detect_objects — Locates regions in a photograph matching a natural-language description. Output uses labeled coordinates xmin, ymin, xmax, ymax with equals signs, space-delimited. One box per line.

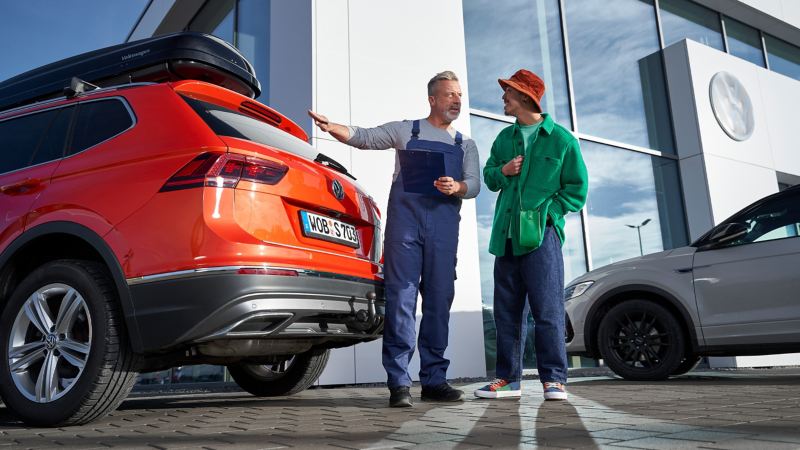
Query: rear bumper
xmin=127 ymin=267 xmax=385 ymax=353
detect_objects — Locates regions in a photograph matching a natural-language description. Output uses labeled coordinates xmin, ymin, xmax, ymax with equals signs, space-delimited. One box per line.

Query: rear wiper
xmin=314 ymin=153 xmax=356 ymax=180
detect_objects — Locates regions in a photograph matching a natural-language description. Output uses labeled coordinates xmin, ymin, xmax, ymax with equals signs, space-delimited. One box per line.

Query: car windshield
xmin=182 ymin=95 xmax=318 ymax=161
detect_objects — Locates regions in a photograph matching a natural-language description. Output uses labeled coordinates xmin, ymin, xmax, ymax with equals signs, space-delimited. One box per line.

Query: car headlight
xmin=564 ymin=281 xmax=594 ymax=301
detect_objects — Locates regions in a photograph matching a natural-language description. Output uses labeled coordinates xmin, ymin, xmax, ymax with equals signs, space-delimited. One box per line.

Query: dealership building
xmin=123 ymin=0 xmax=800 ymax=385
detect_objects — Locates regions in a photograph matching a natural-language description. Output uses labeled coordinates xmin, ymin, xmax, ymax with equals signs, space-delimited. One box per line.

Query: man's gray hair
xmin=427 ymin=71 xmax=459 ymax=96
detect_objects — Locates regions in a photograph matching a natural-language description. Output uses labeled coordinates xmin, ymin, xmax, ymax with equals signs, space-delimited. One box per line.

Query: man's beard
xmin=444 ymin=108 xmax=460 ymax=122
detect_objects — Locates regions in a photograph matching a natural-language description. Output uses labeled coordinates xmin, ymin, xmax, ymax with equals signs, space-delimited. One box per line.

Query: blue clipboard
xmin=398 ymin=150 xmax=446 ymax=195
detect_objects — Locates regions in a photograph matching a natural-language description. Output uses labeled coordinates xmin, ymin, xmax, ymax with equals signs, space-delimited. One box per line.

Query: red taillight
xmin=160 ymin=153 xmax=288 ymax=192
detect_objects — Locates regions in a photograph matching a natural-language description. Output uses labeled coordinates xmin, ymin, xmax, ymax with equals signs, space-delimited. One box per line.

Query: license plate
xmin=300 ymin=210 xmax=360 ymax=248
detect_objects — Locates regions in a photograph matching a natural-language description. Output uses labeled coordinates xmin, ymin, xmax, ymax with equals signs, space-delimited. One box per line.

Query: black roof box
xmin=0 ymin=32 xmax=261 ymax=112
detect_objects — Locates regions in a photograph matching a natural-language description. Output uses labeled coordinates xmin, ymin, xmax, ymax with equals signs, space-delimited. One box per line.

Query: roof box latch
xmin=63 ymin=77 xmax=100 ymax=98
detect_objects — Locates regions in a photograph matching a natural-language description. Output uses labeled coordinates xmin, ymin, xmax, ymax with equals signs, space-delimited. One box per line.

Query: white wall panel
xmin=686 ymin=41 xmax=775 ymax=170
xmin=313 ymin=0 xmax=486 ymax=384
xmin=735 ymin=353 xmax=800 ymax=367
xmin=317 ymin=347 xmax=355 ymax=385
xmin=739 ymin=0 xmax=800 ymax=29
xmin=312 ymin=0 xmax=351 ymax=130
xmin=703 ymin=154 xmax=778 ymax=221
xmin=757 ymin=69 xmax=800 ymax=176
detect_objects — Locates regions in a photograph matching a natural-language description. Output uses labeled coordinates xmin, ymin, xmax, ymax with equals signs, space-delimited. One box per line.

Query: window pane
xmin=582 ymin=140 xmax=687 ymax=269
xmin=181 ymin=96 xmax=317 ymax=161
xmin=729 ymin=190 xmax=800 ymax=245
xmin=565 ymin=0 xmax=674 ymax=152
xmin=470 ymin=115 xmax=513 ymax=373
xmin=188 ymin=0 xmax=235 ymax=44
xmin=70 ymin=100 xmax=133 ymax=155
xmin=724 ymin=17 xmax=765 ymax=67
xmin=31 ymin=106 xmax=73 ymax=166
xmin=765 ymin=35 xmax=800 ymax=81
xmin=464 ymin=0 xmax=571 ymax=128
xmin=470 ymin=114 xmax=588 ymax=372
xmin=0 ymin=109 xmax=59 ymax=174
xmin=660 ymin=0 xmax=724 ymax=50
xmin=237 ymin=0 xmax=270 ymax=103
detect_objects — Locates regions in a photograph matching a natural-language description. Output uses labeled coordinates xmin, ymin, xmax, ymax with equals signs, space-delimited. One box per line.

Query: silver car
xmin=565 ymin=185 xmax=800 ymax=380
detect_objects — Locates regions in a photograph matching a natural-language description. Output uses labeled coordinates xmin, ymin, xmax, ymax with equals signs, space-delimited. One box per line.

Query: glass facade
xmin=463 ymin=0 xmax=570 ymax=127
xmin=237 ymin=0 xmax=271 ymax=102
xmin=581 ymin=140 xmax=686 ymax=267
xmin=188 ymin=0 xmax=271 ymax=102
xmin=565 ymin=0 xmax=674 ymax=152
xmin=765 ymin=34 xmax=800 ymax=81
xmin=659 ymin=0 xmax=724 ymax=50
xmin=725 ymin=17 xmax=766 ymax=67
xmin=464 ymin=0 xmax=701 ymax=372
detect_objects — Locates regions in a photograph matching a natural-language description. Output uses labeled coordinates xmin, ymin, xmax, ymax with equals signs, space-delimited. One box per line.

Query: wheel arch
xmin=582 ymin=284 xmax=699 ymax=359
xmin=0 ymin=221 xmax=143 ymax=352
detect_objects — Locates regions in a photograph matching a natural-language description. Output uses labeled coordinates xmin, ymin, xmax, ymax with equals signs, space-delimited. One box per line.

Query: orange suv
xmin=0 ymin=32 xmax=384 ymax=426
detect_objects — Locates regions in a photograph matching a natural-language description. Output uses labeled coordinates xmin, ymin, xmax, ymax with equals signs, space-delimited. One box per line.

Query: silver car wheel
xmin=7 ymin=283 xmax=92 ymax=403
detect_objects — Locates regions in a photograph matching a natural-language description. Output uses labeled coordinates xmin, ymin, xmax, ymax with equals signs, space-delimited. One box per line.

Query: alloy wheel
xmin=7 ymin=283 xmax=92 ymax=403
xmin=606 ymin=311 xmax=671 ymax=369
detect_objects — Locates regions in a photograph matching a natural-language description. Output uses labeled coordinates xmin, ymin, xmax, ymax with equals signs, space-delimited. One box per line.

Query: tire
xmin=0 ymin=260 xmax=140 ymax=426
xmin=228 ymin=349 xmax=330 ymax=397
xmin=671 ymin=355 xmax=702 ymax=376
xmin=597 ymin=300 xmax=685 ymax=381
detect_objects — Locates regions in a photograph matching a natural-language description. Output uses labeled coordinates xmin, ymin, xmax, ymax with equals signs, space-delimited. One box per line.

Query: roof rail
xmin=0 ymin=82 xmax=156 ymax=118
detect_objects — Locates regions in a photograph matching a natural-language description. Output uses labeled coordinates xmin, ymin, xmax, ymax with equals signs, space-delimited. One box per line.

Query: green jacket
xmin=483 ymin=113 xmax=588 ymax=256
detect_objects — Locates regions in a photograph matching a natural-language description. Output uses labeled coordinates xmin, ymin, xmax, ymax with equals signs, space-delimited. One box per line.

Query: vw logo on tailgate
xmin=331 ymin=179 xmax=345 ymax=200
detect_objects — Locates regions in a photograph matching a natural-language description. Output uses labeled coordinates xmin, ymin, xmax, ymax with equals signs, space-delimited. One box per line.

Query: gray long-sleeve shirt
xmin=346 ymin=119 xmax=481 ymax=199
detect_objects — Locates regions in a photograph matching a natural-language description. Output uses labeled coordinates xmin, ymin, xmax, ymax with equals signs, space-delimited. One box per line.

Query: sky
xmin=0 ymin=0 xmax=149 ymax=82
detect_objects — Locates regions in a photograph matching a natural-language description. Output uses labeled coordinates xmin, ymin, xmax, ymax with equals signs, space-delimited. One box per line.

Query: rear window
xmin=69 ymin=99 xmax=134 ymax=155
xmin=182 ymin=96 xmax=318 ymax=161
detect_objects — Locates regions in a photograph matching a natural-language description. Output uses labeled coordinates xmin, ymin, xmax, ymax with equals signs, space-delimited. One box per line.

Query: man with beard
xmin=308 ymin=71 xmax=480 ymax=408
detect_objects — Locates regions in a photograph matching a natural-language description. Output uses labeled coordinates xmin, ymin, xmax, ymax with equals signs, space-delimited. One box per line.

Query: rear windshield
xmin=182 ymin=95 xmax=317 ymax=161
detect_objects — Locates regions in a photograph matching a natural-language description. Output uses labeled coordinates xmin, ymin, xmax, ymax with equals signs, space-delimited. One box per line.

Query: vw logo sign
xmin=331 ymin=179 xmax=345 ymax=200
xmin=709 ymin=71 xmax=754 ymax=141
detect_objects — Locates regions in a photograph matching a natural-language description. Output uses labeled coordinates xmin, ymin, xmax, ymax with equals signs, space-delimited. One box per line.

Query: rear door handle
xmin=0 ymin=178 xmax=43 ymax=195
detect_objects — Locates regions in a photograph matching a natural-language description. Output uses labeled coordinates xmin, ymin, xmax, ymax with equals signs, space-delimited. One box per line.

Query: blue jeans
xmin=493 ymin=226 xmax=567 ymax=384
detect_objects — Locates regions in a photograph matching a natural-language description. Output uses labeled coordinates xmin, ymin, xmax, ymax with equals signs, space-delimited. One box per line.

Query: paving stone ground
xmin=2 ymin=369 xmax=800 ymax=449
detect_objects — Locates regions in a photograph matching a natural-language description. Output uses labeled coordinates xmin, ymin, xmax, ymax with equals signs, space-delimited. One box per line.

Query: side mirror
xmin=699 ymin=222 xmax=748 ymax=250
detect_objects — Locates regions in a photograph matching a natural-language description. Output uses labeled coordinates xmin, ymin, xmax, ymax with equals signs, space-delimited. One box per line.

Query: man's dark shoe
xmin=389 ymin=386 xmax=413 ymax=408
xmin=421 ymin=383 xmax=465 ymax=402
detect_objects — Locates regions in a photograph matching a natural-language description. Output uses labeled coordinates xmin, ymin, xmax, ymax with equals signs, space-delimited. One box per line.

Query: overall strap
xmin=411 ymin=120 xmax=420 ymax=140
xmin=455 ymin=131 xmax=463 ymax=148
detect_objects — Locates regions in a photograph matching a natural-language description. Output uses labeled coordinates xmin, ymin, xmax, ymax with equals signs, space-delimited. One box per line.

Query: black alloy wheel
xmin=598 ymin=300 xmax=685 ymax=381
xmin=227 ymin=349 xmax=330 ymax=397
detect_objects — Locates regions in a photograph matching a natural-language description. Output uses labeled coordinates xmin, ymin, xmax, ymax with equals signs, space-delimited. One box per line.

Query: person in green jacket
xmin=474 ymin=69 xmax=588 ymax=401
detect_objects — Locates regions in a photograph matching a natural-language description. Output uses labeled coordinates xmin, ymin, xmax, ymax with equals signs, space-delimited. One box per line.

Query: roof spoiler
xmin=0 ymin=32 xmax=261 ymax=112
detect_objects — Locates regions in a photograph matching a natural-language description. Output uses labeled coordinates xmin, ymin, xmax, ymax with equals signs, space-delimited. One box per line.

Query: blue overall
xmin=382 ymin=120 xmax=464 ymax=389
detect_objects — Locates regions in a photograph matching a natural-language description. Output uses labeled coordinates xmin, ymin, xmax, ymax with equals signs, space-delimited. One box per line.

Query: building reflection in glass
xmin=464 ymin=0 xmax=571 ymax=128
xmin=582 ymin=140 xmax=687 ymax=269
xmin=565 ymin=0 xmax=674 ymax=153
xmin=724 ymin=17 xmax=766 ymax=68
xmin=659 ymin=0 xmax=724 ymax=50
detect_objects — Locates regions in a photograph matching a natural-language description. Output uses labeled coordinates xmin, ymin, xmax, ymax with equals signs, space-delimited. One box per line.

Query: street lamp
xmin=626 ymin=218 xmax=651 ymax=256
